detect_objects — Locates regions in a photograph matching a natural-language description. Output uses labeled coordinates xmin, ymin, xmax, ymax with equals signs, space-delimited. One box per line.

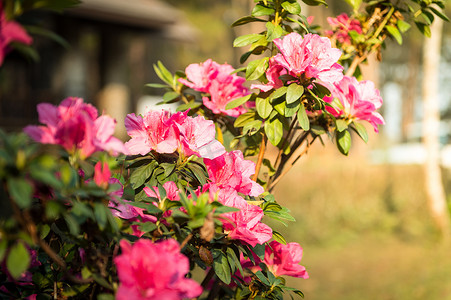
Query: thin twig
xmin=180 ymin=233 xmax=193 ymax=249
xmin=252 ymin=133 xmax=267 ymax=182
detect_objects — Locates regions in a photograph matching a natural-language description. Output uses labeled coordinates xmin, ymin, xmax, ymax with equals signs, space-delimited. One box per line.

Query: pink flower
xmin=325 ymin=13 xmax=362 ymax=45
xmin=323 ymin=75 xmax=385 ymax=132
xmin=250 ymin=58 xmax=287 ymax=92
xmin=125 ymin=109 xmax=225 ymax=159
xmin=203 ymin=70 xmax=249 ymax=117
xmin=272 ymin=33 xmax=343 ymax=84
xmin=94 ymin=161 xmax=111 ymax=189
xmin=114 ymin=239 xmax=202 ymax=300
xmin=24 ymin=97 xmax=126 ymax=159
xmin=170 ymin=111 xmax=225 ymax=159
xmin=178 ymin=59 xmax=221 ymax=92
xmin=124 ymin=110 xmax=178 ymax=155
xmin=143 ymin=181 xmax=180 ymax=201
xmin=179 ymin=59 xmax=250 ymax=117
xmin=263 ymin=241 xmax=308 ymax=278
xmin=215 ymin=188 xmax=272 ymax=247
xmin=0 ymin=4 xmax=33 ymax=66
xmin=204 ymin=150 xmax=264 ymax=197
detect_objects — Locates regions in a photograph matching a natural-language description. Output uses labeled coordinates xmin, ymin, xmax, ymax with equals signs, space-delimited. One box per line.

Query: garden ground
xmin=270 ymin=140 xmax=451 ymax=300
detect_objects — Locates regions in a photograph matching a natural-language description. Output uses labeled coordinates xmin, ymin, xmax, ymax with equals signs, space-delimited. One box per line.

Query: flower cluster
xmin=125 ymin=109 xmax=225 ymax=159
xmin=179 ymin=59 xmax=250 ymax=116
xmin=114 ymin=239 xmax=202 ymax=300
xmin=0 ymin=4 xmax=33 ymax=66
xmin=253 ymin=33 xmax=343 ymax=93
xmin=214 ymin=187 xmax=272 ymax=247
xmin=324 ymin=75 xmax=385 ymax=132
xmin=325 ymin=13 xmax=363 ymax=45
xmin=24 ymin=97 xmax=126 ymax=159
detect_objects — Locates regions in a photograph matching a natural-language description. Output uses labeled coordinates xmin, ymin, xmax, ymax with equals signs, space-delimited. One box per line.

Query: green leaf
xmin=94 ymin=203 xmax=108 ymax=230
xmin=246 ymin=57 xmax=269 ymax=81
xmin=344 ymin=0 xmax=362 ymax=11
xmin=266 ymin=22 xmax=284 ymax=41
xmin=24 ymin=25 xmax=70 ymax=48
xmin=397 ymin=20 xmax=411 ymax=33
xmin=7 ymin=177 xmax=32 ymax=208
xmin=6 ymin=242 xmax=30 ymax=279
xmin=429 ymin=6 xmax=450 ymax=21
xmin=232 ymin=16 xmax=266 ymax=27
xmin=225 ymin=248 xmax=238 ymax=275
xmin=176 ymin=101 xmax=202 ymax=111
xmin=153 ymin=61 xmax=173 ymax=86
xmin=336 ymin=119 xmax=348 ymax=132
xmin=234 ymin=112 xmax=256 ymax=128
xmin=273 ymin=98 xmax=286 ymax=116
xmin=285 ymin=100 xmax=300 ymax=117
xmin=286 ymin=83 xmax=304 ymax=104
xmin=272 ymin=230 xmax=287 ymax=244
xmin=97 ymin=294 xmax=115 ymax=300
xmin=145 ymin=83 xmax=168 ymax=88
xmin=271 ymin=86 xmax=288 ymax=100
xmin=162 ymin=91 xmax=179 ymax=103
xmin=32 ymin=0 xmax=80 ymax=12
xmin=255 ymin=270 xmax=271 ymax=286
xmin=9 ymin=43 xmax=39 ymax=62
xmin=234 ymin=34 xmax=264 ymax=47
xmin=225 ymin=93 xmax=253 ymax=110
xmin=138 ymin=222 xmax=157 ymax=233
xmin=281 ymin=1 xmax=301 ymax=14
xmin=213 ymin=251 xmax=232 ymax=284
xmin=252 ymin=5 xmax=275 ymax=17
xmin=415 ymin=22 xmax=431 ymax=37
xmin=385 ymin=25 xmax=402 ymax=44
xmin=264 ymin=117 xmax=284 ymax=146
xmin=337 ymin=129 xmax=352 ymax=155
xmin=130 ymin=161 xmax=156 ymax=189
xmin=243 ymin=120 xmax=262 ymax=135
xmin=351 ymin=122 xmax=368 ymax=143
xmin=297 ymin=103 xmax=310 ymax=131
xmin=301 ymin=0 xmax=328 ymax=6
xmin=256 ymin=97 xmax=273 ymax=119
xmin=0 ymin=239 xmax=8 ymax=262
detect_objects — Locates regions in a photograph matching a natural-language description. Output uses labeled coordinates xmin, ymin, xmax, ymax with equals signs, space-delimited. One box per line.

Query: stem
xmin=9 ymin=198 xmax=93 ymax=285
xmin=268 ymin=136 xmax=315 ymax=192
xmin=268 ymin=132 xmax=310 ymax=191
xmin=180 ymin=233 xmax=193 ymax=249
xmin=345 ymin=7 xmax=394 ymax=77
xmin=252 ymin=133 xmax=267 ymax=182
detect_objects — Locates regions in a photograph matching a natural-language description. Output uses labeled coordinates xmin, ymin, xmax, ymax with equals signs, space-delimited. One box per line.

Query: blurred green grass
xmin=268 ymin=144 xmax=451 ymax=300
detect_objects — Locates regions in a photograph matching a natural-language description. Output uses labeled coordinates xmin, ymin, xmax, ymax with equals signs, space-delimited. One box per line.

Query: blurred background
xmin=2 ymin=0 xmax=451 ymax=298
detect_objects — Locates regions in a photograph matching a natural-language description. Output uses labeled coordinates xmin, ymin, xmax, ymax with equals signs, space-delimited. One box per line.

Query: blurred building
xmin=0 ymin=0 xmax=196 ymax=137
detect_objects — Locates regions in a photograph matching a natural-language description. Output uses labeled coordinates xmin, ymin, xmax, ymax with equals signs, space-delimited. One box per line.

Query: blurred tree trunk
xmin=422 ymin=18 xmax=450 ymax=238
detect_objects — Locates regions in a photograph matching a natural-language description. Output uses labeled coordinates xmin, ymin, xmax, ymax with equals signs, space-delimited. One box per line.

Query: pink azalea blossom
xmin=143 ymin=181 xmax=180 ymax=201
xmin=323 ymin=75 xmax=385 ymax=132
xmin=215 ymin=187 xmax=272 ymax=247
xmin=204 ymin=150 xmax=264 ymax=197
xmin=272 ymin=33 xmax=343 ymax=84
xmin=24 ymin=97 xmax=126 ymax=159
xmin=0 ymin=4 xmax=33 ymax=66
xmin=325 ymin=13 xmax=362 ymax=45
xmin=125 ymin=109 xmax=225 ymax=159
xmin=178 ymin=59 xmax=221 ymax=92
xmin=170 ymin=111 xmax=225 ymax=159
xmin=203 ymin=71 xmax=249 ymax=117
xmin=263 ymin=241 xmax=308 ymax=278
xmin=250 ymin=58 xmax=287 ymax=92
xmin=94 ymin=161 xmax=111 ymax=189
xmin=179 ymin=59 xmax=249 ymax=117
xmin=124 ymin=110 xmax=178 ymax=155
xmin=114 ymin=239 xmax=202 ymax=300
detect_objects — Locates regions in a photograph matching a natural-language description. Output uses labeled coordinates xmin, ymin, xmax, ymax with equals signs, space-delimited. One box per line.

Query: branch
xmin=252 ymin=133 xmax=267 ymax=182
